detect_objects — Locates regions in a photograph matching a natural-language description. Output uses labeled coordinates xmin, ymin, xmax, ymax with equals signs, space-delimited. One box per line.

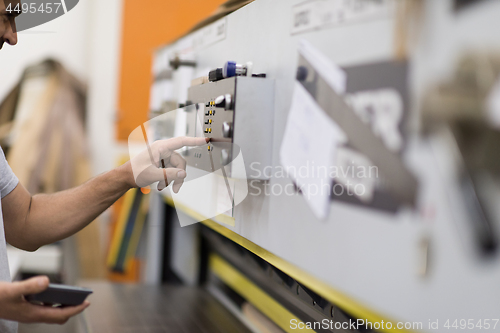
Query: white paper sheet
xmin=291 ymin=0 xmax=394 ymax=35
xmin=280 ymin=82 xmax=346 ymax=220
xmin=345 ymin=88 xmax=403 ymax=151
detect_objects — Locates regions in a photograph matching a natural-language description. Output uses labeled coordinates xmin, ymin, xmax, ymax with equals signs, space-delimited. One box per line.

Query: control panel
xmin=184 ymin=76 xmax=274 ymax=180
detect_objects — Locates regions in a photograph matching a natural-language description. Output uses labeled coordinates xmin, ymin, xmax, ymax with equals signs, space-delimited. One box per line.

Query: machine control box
xmin=185 ymin=76 xmax=275 ymax=180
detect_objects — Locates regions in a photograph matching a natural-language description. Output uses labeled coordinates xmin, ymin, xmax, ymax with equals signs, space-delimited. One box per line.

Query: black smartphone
xmin=25 ymin=283 xmax=93 ymax=307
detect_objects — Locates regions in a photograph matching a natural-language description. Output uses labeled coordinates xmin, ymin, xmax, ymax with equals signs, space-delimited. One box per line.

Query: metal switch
xmin=214 ymin=94 xmax=233 ymax=110
xmin=222 ymin=122 xmax=233 ymax=138
xmin=221 ymin=149 xmax=231 ymax=165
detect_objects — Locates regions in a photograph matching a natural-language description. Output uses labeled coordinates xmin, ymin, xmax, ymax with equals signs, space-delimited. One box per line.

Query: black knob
xmin=214 ymin=94 xmax=233 ymax=110
xmin=296 ymin=66 xmax=308 ymax=81
xmin=169 ymin=56 xmax=196 ymax=70
xmin=209 ymin=68 xmax=224 ymax=82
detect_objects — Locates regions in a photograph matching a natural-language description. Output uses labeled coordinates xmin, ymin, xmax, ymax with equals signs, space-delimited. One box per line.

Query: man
xmin=0 ymin=1 xmax=207 ymax=331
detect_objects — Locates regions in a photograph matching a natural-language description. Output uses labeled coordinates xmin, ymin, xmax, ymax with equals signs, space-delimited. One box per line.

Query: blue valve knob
xmin=223 ymin=61 xmax=237 ymax=78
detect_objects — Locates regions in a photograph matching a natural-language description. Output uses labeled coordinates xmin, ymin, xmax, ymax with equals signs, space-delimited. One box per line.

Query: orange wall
xmin=116 ymin=0 xmax=226 ymax=141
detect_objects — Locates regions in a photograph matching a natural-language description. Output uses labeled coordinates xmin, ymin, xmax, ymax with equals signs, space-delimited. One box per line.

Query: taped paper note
xmin=345 ymin=88 xmax=403 ymax=151
xmin=334 ymin=147 xmax=376 ymax=203
xmin=280 ymin=82 xmax=346 ymax=220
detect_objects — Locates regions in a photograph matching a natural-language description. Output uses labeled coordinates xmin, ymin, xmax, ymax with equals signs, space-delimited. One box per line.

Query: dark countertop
xmin=78 ymin=280 xmax=251 ymax=333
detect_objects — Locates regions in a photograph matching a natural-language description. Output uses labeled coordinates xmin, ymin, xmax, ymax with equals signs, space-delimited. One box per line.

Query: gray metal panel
xmin=233 ymin=77 xmax=275 ymax=179
xmin=188 ymin=77 xmax=236 ymax=103
xmin=187 ymin=77 xmax=275 ymax=179
xmin=298 ymin=55 xmax=418 ymax=206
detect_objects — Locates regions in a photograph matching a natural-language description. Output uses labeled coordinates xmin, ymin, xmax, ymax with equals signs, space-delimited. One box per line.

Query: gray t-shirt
xmin=0 ymin=146 xmax=20 ymax=333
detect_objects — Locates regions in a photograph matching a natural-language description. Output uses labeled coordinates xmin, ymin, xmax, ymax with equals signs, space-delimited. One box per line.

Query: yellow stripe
xmin=210 ymin=254 xmax=316 ymax=333
xmin=164 ymin=195 xmax=413 ymax=332
xmin=106 ymin=189 xmax=136 ymax=267
xmin=214 ymin=213 xmax=235 ymax=227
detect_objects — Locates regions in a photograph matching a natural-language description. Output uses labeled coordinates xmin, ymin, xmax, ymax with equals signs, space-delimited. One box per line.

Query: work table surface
xmin=76 ymin=281 xmax=250 ymax=333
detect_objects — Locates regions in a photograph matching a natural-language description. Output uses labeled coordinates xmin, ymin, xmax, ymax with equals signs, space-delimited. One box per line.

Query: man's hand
xmin=0 ymin=276 xmax=89 ymax=324
xmin=125 ymin=136 xmax=209 ymax=192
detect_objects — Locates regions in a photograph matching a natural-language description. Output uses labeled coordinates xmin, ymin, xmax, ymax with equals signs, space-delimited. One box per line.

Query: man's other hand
xmin=0 ymin=276 xmax=89 ymax=324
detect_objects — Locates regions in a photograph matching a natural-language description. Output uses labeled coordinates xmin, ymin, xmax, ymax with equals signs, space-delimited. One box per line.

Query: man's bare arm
xmin=2 ymin=163 xmax=134 ymax=251
xmin=1 ymin=136 xmax=207 ymax=251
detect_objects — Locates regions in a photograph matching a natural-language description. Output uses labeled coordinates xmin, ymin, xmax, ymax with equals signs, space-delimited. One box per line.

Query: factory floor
xmin=19 ymin=281 xmax=251 ymax=333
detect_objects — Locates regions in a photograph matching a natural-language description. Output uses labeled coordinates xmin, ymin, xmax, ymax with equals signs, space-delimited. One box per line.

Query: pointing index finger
xmin=165 ymin=137 xmax=208 ymax=151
